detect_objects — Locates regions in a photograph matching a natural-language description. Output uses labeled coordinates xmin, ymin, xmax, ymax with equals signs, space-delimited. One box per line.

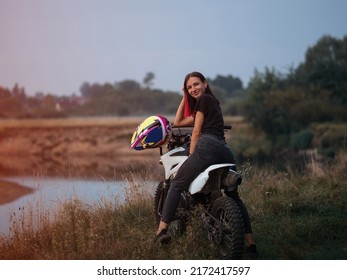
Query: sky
xmin=1 ymin=0 xmax=346 ymax=96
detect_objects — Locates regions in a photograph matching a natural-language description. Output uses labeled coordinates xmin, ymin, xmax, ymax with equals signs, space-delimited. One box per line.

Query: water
xmin=0 ymin=176 xmax=156 ymax=236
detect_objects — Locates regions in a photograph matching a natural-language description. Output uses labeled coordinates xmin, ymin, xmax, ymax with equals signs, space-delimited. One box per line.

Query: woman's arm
xmin=189 ymin=111 xmax=204 ymax=155
xmin=174 ymin=97 xmax=194 ymax=126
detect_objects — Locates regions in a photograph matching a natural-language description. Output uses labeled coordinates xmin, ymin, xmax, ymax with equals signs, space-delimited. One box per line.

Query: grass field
xmin=0 ymin=117 xmax=346 ymax=259
xmin=0 ymin=152 xmax=346 ymax=260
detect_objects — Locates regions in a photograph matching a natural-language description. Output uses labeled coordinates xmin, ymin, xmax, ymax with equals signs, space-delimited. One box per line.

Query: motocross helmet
xmin=131 ymin=115 xmax=172 ymax=150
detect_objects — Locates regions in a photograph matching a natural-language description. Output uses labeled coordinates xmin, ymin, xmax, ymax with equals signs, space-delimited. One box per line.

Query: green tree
xmin=208 ymin=74 xmax=244 ymax=98
xmin=243 ymin=68 xmax=282 ymax=131
xmin=0 ymin=97 xmax=25 ymax=118
xmin=116 ymin=80 xmax=141 ymax=92
xmin=143 ymin=72 xmax=155 ymax=89
xmin=295 ymin=35 xmax=347 ymax=104
xmin=0 ymin=86 xmax=11 ymax=99
xmin=243 ymin=35 xmax=347 ymax=153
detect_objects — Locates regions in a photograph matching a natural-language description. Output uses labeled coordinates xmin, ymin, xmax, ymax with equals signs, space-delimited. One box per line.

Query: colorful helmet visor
xmin=131 ymin=115 xmax=172 ymax=150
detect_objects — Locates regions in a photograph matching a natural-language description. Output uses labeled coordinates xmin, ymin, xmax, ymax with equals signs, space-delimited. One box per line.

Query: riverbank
xmin=0 ymin=117 xmax=163 ymax=204
xmin=0 ymin=117 xmax=160 ymax=179
xmin=0 ymin=116 xmax=238 ymax=204
xmin=0 ymin=180 xmax=34 ymax=205
xmin=1 ymin=152 xmax=346 ymax=259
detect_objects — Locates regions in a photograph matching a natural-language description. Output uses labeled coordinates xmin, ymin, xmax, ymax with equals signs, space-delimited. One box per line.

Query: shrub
xmin=290 ymin=129 xmax=313 ymax=151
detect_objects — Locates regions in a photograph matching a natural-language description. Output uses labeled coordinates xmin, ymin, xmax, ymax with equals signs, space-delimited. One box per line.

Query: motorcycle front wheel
xmin=210 ymin=196 xmax=244 ymax=260
xmin=154 ymin=181 xmax=166 ymax=224
xmin=154 ymin=181 xmax=186 ymax=237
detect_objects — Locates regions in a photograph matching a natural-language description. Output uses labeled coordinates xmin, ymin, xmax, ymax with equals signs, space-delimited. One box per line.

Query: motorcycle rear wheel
xmin=210 ymin=196 xmax=244 ymax=259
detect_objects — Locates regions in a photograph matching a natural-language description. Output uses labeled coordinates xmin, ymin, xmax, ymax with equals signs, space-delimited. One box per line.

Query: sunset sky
xmin=1 ymin=0 xmax=346 ymax=95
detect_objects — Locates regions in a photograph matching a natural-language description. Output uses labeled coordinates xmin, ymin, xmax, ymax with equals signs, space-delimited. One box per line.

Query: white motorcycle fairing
xmin=160 ymin=146 xmax=235 ymax=195
xmin=189 ymin=163 xmax=235 ymax=194
xmin=160 ymin=146 xmax=188 ymax=180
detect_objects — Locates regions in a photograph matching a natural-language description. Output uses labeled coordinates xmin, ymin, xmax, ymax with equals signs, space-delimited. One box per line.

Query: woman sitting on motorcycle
xmin=155 ymin=71 xmax=257 ymax=257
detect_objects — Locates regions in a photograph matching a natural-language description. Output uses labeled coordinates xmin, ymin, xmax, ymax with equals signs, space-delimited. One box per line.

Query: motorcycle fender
xmin=189 ymin=163 xmax=236 ymax=194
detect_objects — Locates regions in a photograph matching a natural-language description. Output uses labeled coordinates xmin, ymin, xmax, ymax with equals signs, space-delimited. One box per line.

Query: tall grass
xmin=240 ymin=152 xmax=347 ymax=259
xmin=0 ymin=154 xmax=346 ymax=260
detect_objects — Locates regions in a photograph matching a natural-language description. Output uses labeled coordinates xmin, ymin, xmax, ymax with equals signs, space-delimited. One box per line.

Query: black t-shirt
xmin=194 ymin=93 xmax=225 ymax=139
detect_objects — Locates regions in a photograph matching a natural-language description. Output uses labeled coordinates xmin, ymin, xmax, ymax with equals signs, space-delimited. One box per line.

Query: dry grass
xmin=0 ymin=117 xmax=346 ymax=259
xmin=239 ymin=151 xmax=347 ymax=259
xmin=0 ymin=152 xmax=346 ymax=259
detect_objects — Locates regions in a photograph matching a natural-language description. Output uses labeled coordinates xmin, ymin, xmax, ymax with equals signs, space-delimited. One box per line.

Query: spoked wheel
xmin=154 ymin=181 xmax=186 ymax=236
xmin=210 ymin=196 xmax=244 ymax=259
xmin=154 ymin=181 xmax=166 ymax=224
xmin=153 ymin=181 xmax=186 ymax=237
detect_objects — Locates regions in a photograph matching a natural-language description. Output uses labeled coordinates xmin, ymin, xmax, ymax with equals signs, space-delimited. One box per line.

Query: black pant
xmin=161 ymin=134 xmax=253 ymax=234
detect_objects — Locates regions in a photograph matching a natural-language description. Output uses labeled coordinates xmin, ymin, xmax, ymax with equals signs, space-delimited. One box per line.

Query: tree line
xmin=241 ymin=35 xmax=347 ymax=160
xmin=0 ymin=73 xmax=244 ymax=119
xmin=1 ymin=34 xmax=346 ymax=159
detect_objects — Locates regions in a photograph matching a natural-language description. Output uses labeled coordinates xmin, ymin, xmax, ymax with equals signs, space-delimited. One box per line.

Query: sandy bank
xmin=0 ymin=180 xmax=34 ymax=205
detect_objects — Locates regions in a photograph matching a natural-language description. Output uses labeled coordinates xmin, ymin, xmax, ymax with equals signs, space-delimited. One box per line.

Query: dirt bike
xmin=154 ymin=126 xmax=245 ymax=259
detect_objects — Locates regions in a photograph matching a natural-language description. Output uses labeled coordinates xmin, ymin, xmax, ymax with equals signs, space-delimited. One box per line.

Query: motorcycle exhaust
xmin=222 ymin=169 xmax=242 ymax=191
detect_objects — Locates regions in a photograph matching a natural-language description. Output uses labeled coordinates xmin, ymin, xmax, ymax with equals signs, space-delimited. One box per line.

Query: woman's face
xmin=186 ymin=77 xmax=207 ymax=99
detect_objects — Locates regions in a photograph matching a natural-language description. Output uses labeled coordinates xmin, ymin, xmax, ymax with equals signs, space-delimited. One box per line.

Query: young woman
xmin=155 ymin=71 xmax=257 ymax=257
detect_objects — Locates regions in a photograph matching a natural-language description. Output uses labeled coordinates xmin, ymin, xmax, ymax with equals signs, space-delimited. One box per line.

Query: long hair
xmin=182 ymin=71 xmax=215 ymax=118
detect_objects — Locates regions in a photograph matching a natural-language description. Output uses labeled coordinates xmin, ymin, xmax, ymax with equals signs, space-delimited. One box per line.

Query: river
xmin=0 ymin=176 xmax=157 ymax=236
xmin=0 ymin=117 xmax=162 ymax=237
